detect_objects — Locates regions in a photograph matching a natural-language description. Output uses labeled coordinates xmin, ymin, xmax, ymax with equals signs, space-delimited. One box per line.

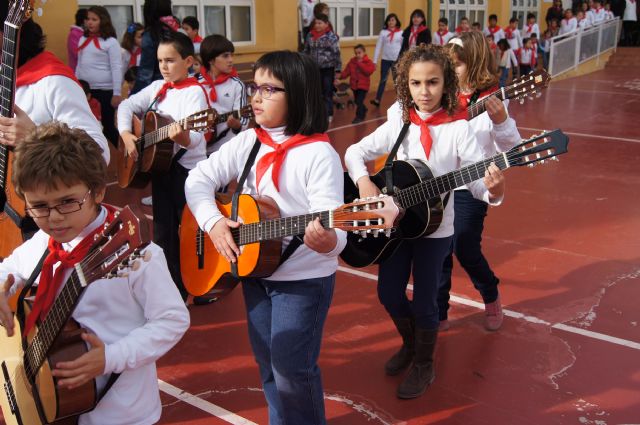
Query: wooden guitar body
xmin=341 ymin=159 xmax=444 ymax=268
xmin=180 ymin=193 xmax=281 ymax=296
xmin=0 ymin=151 xmax=26 ymax=260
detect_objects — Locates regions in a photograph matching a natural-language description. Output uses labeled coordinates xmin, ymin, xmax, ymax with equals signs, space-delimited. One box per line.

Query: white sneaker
xmin=328 ymin=115 xmax=333 ymax=123
xmin=141 ymin=196 xmax=153 ymax=206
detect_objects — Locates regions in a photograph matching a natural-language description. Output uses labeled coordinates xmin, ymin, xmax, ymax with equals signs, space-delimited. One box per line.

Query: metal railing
xmin=548 ymin=17 xmax=622 ymax=77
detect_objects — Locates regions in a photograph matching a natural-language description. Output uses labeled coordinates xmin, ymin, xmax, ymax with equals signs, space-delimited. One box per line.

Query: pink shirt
xmin=67 ymin=25 xmax=83 ymax=71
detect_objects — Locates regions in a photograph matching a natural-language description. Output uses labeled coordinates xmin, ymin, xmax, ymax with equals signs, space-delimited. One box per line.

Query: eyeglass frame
xmin=246 ymin=83 xmax=286 ymax=99
xmin=25 ymin=190 xmax=93 ymax=218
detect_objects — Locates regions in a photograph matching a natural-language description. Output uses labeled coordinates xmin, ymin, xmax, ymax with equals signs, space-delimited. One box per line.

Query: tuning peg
xmin=384 ymin=229 xmax=392 ymax=237
xmin=519 ymin=98 xmax=525 ymax=105
xmin=373 ymin=229 xmax=379 ymax=238
xmin=360 ymin=230 xmax=367 ymax=238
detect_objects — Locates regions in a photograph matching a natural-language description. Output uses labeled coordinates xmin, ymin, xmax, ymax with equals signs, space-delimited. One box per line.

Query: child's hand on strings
xmin=52 ymin=332 xmax=106 ymax=390
xmin=209 ymin=218 xmax=241 ymax=263
xmin=484 ymin=162 xmax=505 ymax=201
xmin=168 ymin=122 xmax=191 ymax=147
xmin=0 ymin=274 xmax=16 ymax=337
xmin=304 ymin=218 xmax=338 ymax=254
xmin=120 ymin=131 xmax=139 ymax=161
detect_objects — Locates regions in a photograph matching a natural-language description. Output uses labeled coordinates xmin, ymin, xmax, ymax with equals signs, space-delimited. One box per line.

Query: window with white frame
xmin=325 ymin=0 xmax=387 ymax=39
xmin=511 ymin=0 xmax=539 ymax=30
xmin=78 ymin=1 xmax=255 ymax=44
xmin=439 ymin=0 xmax=487 ymax=31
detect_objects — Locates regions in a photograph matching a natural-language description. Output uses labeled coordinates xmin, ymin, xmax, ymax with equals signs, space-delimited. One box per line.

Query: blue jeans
xmin=374 ymin=59 xmax=395 ymax=102
xmin=241 ymin=274 xmax=335 ymax=425
xmin=438 ymin=190 xmax=499 ymax=320
xmin=378 ymin=237 xmax=453 ymax=329
xmin=499 ymin=66 xmax=509 ymax=87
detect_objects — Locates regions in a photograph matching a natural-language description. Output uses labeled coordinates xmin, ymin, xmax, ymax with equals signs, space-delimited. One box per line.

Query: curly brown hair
xmin=395 ymin=44 xmax=459 ymax=123
xmin=446 ymin=32 xmax=498 ymax=92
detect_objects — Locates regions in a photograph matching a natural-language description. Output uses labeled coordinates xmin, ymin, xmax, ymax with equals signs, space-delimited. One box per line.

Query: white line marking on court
xmin=158 ymin=380 xmax=258 ymax=425
xmin=517 ymin=126 xmax=640 ymax=144
xmin=336 ymin=266 xmax=640 ymax=351
xmin=106 ymin=180 xmax=119 ymax=187
xmin=328 ymin=116 xmax=386 ymax=132
xmin=550 ymin=86 xmax=640 ymax=97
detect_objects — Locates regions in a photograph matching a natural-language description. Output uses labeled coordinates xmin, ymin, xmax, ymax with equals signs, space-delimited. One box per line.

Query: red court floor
xmin=2 ymin=48 xmax=640 ymax=424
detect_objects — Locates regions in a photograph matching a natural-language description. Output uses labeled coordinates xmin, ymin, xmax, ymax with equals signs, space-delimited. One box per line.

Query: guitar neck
xmin=232 ymin=210 xmax=331 ymax=246
xmin=140 ymin=116 xmax=189 ymax=150
xmin=216 ymin=109 xmax=240 ymax=124
xmin=0 ymin=22 xmax=21 ymax=192
xmin=395 ymin=152 xmax=509 ymax=210
xmin=24 ymin=271 xmax=86 ymax=382
xmin=467 ymin=88 xmax=505 ymax=120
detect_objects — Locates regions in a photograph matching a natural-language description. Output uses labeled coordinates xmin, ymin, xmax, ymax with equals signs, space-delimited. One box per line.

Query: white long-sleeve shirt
xmin=117 ymin=79 xmax=208 ymax=169
xmin=346 ymin=104 xmax=501 ymax=238
xmin=432 ymin=30 xmax=456 ymax=46
xmin=624 ymin=0 xmax=637 ymax=21
xmin=185 ymin=126 xmax=347 ymax=281
xmin=76 ymin=36 xmax=123 ymax=95
xmin=0 ymin=207 xmax=190 ymax=425
xmin=300 ymin=0 xmax=316 ymax=27
xmin=198 ymin=75 xmax=250 ymax=155
xmin=505 ymin=28 xmax=523 ymax=50
xmin=484 ymin=26 xmax=506 ymax=42
xmin=373 ymin=28 xmax=404 ymax=63
xmin=16 ymin=75 xmax=110 ymax=164
xmin=560 ymin=17 xmax=578 ymax=35
xmin=587 ymin=7 xmax=607 ymax=25
xmin=523 ymin=22 xmax=540 ymax=39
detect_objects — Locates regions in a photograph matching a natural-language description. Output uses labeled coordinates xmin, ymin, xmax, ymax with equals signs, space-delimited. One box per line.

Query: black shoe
xmin=370 ymin=99 xmax=380 ymax=107
xmin=385 ymin=317 xmax=415 ymax=376
xmin=396 ymin=328 xmax=437 ymax=399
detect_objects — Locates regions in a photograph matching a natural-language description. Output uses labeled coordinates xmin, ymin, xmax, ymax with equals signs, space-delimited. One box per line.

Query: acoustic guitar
xmin=180 ymin=194 xmax=400 ymax=297
xmin=209 ymin=105 xmax=253 ymax=137
xmin=0 ymin=0 xmax=36 ymax=262
xmin=116 ymin=108 xmax=216 ymax=188
xmin=0 ymin=205 xmax=152 ymax=425
xmin=341 ymin=129 xmax=570 ymax=267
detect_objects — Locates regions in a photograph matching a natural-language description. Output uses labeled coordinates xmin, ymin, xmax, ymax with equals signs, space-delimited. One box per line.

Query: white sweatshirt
xmin=0 ymin=207 xmax=190 ymax=425
xmin=76 ymin=36 xmax=123 ymax=95
xmin=523 ymin=22 xmax=540 ymax=38
xmin=505 ymin=28 xmax=523 ymax=50
xmin=185 ymin=126 xmax=347 ymax=281
xmin=300 ymin=0 xmax=316 ymax=27
xmin=346 ymin=103 xmax=501 ymax=238
xmin=432 ymin=30 xmax=456 ymax=46
xmin=560 ymin=17 xmax=578 ymax=35
xmin=587 ymin=7 xmax=607 ymax=25
xmin=373 ymin=28 xmax=404 ymax=62
xmin=483 ymin=27 xmax=506 ymax=42
xmin=624 ymin=0 xmax=637 ymax=21
xmin=117 ymin=79 xmax=208 ymax=170
xmin=16 ymin=75 xmax=110 ymax=164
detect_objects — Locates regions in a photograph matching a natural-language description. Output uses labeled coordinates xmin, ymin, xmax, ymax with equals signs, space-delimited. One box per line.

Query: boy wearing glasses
xmin=0 ymin=122 xmax=189 ymax=424
xmin=118 ymin=31 xmax=208 ymax=301
xmin=198 ymin=34 xmax=249 ymax=156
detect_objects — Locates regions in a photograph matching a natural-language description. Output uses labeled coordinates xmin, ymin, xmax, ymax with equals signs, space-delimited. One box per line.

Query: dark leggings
xmin=90 ymin=89 xmax=119 ymax=147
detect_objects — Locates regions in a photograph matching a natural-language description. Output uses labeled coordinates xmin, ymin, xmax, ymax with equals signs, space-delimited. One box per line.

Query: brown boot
xmin=396 ymin=327 xmax=437 ymax=399
xmin=384 ymin=316 xmax=415 ymax=376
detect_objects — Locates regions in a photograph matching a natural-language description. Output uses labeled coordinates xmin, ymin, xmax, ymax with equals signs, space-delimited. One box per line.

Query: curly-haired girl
xmin=344 ymin=44 xmax=505 ymax=399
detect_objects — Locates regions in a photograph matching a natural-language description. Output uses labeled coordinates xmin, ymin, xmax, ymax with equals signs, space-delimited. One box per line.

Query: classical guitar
xmin=209 ymin=104 xmax=253 ymax=136
xmin=180 ymin=194 xmax=400 ymax=297
xmin=0 ymin=205 xmax=152 ymax=425
xmin=0 ymin=0 xmax=36 ymax=262
xmin=341 ymin=129 xmax=570 ymax=267
xmin=116 ymin=108 xmax=216 ymax=188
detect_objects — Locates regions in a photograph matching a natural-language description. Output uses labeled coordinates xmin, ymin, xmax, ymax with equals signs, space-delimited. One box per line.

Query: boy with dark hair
xmin=0 ymin=122 xmax=189 ymax=424
xmin=483 ymin=14 xmax=505 ymax=41
xmin=181 ymin=15 xmax=203 ymax=53
xmin=339 ymin=44 xmax=375 ymax=124
xmin=505 ymin=17 xmax=523 ymax=50
xmin=118 ymin=30 xmax=209 ymax=301
xmin=199 ymin=34 xmax=249 ymax=155
xmin=433 ymin=17 xmax=455 ymax=44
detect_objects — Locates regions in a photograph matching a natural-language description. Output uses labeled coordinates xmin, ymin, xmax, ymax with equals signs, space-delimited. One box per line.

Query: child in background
xmin=505 ymin=17 xmax=523 ymax=50
xmin=118 ymin=31 xmax=208 ymax=301
xmin=587 ymin=0 xmax=607 ymax=24
xmin=560 ymin=9 xmax=578 ymax=35
xmin=185 ymin=50 xmax=346 ymax=425
xmin=604 ymin=2 xmax=615 ymax=20
xmin=518 ymin=37 xmax=537 ymax=75
xmin=182 ymin=16 xmax=203 ymax=53
xmin=371 ymin=13 xmax=403 ymax=107
xmin=79 ymin=79 xmax=102 ymax=122
xmin=67 ymin=8 xmax=87 ymax=72
xmin=497 ymin=38 xmax=517 ymax=86
xmin=523 ymin=13 xmax=540 ymax=39
xmin=399 ymin=9 xmax=431 ymax=57
xmin=483 ymin=14 xmax=505 ymax=42
xmin=75 ymin=6 xmax=123 ymax=148
xmin=121 ymin=22 xmax=143 ymax=76
xmin=456 ymin=16 xmax=471 ymax=34
xmin=472 ymin=22 xmax=482 ymax=31
xmin=433 ymin=17 xmax=455 ymax=45
xmin=486 ymin=33 xmax=498 ymax=62
xmin=192 ymin=53 xmax=203 ymax=76
xmin=577 ymin=10 xmax=590 ymax=29
xmin=339 ymin=44 xmax=375 ymax=124
xmin=0 ymin=122 xmax=189 ymax=425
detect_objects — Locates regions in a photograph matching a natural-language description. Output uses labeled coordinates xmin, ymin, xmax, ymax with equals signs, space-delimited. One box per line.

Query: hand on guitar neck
xmin=0 ymin=105 xmax=36 ymax=147
xmin=0 ymin=274 xmax=17 ymax=337
xmin=483 ymin=95 xmax=508 ymax=125
xmin=121 ymin=121 xmax=192 ymax=162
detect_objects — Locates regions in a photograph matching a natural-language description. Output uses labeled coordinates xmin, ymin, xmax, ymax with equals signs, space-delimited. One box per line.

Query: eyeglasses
xmin=246 ymin=83 xmax=285 ymax=99
xmin=25 ymin=190 xmax=93 ymax=218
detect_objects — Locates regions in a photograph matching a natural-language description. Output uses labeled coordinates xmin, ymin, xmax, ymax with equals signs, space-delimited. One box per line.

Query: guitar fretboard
xmin=467 ymin=88 xmax=506 ymax=120
xmin=140 ymin=116 xmax=189 ymax=150
xmin=231 ymin=211 xmax=331 ymax=246
xmin=0 ymin=23 xmax=20 ymax=193
xmin=395 ymin=153 xmax=509 ymax=209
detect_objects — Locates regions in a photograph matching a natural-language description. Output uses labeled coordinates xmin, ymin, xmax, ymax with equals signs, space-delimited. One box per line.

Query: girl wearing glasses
xmin=186 ymin=50 xmax=345 ymax=425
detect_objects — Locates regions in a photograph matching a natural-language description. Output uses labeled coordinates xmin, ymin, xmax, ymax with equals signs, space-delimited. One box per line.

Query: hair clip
xmin=127 ymin=23 xmax=137 ymax=34
xmin=448 ymin=37 xmax=464 ymax=48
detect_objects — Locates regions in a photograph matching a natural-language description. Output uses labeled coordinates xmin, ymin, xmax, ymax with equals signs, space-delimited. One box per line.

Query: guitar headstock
xmin=506 ymin=129 xmax=569 ymax=168
xmin=5 ymin=0 xmax=34 ymax=25
xmin=332 ymin=195 xmax=402 ymax=238
xmin=186 ymin=108 xmax=218 ymax=133
xmin=505 ymin=69 xmax=551 ymax=104
xmin=78 ymin=205 xmax=152 ymax=284
xmin=237 ymin=104 xmax=254 ymax=120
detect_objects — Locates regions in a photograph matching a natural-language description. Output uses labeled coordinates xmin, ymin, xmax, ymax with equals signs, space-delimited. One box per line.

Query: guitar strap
xmin=383 ymin=122 xmax=451 ymax=208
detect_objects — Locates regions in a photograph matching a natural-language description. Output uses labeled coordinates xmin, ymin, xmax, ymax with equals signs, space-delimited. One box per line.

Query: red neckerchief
xmin=129 ymin=47 xmax=141 ymax=67
xmin=526 ymin=23 xmax=535 ymax=33
xmin=436 ymin=29 xmax=449 ymax=45
xmin=488 ymin=25 xmax=502 ymax=35
xmin=457 ymin=86 xmax=498 ymax=109
xmin=193 ymin=34 xmax=203 ymax=43
xmin=409 ymin=108 xmax=466 ymax=159
xmin=310 ymin=27 xmax=330 ymax=40
xmin=77 ymin=35 xmax=101 ymax=53
xmin=200 ymin=68 xmax=238 ymax=102
xmin=387 ymin=27 xmax=401 ymax=42
xmin=160 ymin=15 xmax=180 ymax=31
xmin=23 ymin=205 xmax=117 ymax=337
xmin=409 ymin=25 xmax=427 ymax=46
xmin=505 ymin=27 xmax=515 ymax=39
xmin=154 ymin=77 xmax=201 ymax=103
xmin=254 ymin=128 xmax=330 ymax=192
xmin=594 ymin=6 xmax=603 ymax=13
xmin=17 ymin=51 xmax=80 ymax=88
xmin=455 ymin=26 xmax=469 ymax=33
